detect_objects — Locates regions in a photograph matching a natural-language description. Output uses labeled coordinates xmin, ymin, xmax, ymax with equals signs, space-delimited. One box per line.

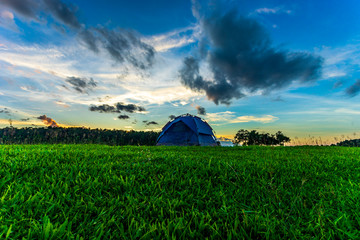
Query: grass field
xmin=1 ymin=145 xmax=360 ymax=239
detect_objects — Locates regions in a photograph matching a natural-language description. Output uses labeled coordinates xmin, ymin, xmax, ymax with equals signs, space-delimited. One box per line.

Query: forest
xmin=0 ymin=127 xmax=160 ymax=145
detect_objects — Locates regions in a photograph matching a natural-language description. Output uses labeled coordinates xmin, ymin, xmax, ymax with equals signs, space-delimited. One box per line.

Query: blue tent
xmin=156 ymin=114 xmax=218 ymax=146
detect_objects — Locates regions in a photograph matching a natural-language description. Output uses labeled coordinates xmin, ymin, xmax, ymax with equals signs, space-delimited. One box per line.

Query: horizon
xmin=1 ymin=0 xmax=360 ymax=145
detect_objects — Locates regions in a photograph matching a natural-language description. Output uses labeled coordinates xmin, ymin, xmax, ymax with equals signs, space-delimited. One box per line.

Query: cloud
xmin=89 ymin=102 xmax=146 ymax=114
xmin=169 ymin=115 xmax=176 ymax=120
xmin=89 ymin=104 xmax=118 ymax=113
xmin=0 ymin=108 xmax=11 ymax=115
xmin=195 ymin=105 xmax=206 ymax=115
xmin=43 ymin=0 xmax=81 ymax=29
xmin=345 ymin=79 xmax=360 ymax=97
xmin=0 ymin=118 xmax=37 ymax=126
xmin=229 ymin=115 xmax=279 ymax=123
xmin=55 ymin=101 xmax=70 ymax=108
xmin=217 ymin=136 xmax=232 ymax=141
xmin=180 ymin=9 xmax=323 ymax=105
xmin=205 ymin=111 xmax=235 ymax=122
xmin=143 ymin=26 xmax=198 ymax=52
xmin=1 ymin=0 xmax=80 ymax=29
xmin=145 ymin=121 xmax=158 ymax=126
xmin=206 ymin=111 xmax=278 ymax=124
xmin=37 ymin=114 xmax=59 ymax=127
xmin=253 ymin=7 xmax=292 ymax=15
xmin=20 ymin=118 xmax=30 ymax=121
xmin=314 ymin=44 xmax=360 ymax=79
xmin=115 ymin=102 xmax=146 ymax=113
xmin=0 ymin=0 xmax=39 ymax=19
xmin=79 ymin=27 xmax=156 ymax=70
xmin=65 ymin=76 xmax=97 ymax=94
xmin=118 ymin=114 xmax=130 ymax=120
xmin=79 ymin=28 xmax=99 ymax=53
xmin=333 ymin=80 xmax=343 ymax=89
xmin=1 ymin=0 xmax=155 ymax=70
xmin=0 ymin=10 xmax=19 ymax=32
xmin=255 ymin=8 xmax=279 ymax=14
xmin=272 ymin=96 xmax=285 ymax=102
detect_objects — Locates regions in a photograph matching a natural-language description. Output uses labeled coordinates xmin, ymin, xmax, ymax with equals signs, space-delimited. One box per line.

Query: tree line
xmin=0 ymin=127 xmax=160 ymax=146
xmin=0 ymin=127 xmax=291 ymax=146
xmin=233 ymin=129 xmax=290 ymax=146
xmin=333 ymin=139 xmax=360 ymax=147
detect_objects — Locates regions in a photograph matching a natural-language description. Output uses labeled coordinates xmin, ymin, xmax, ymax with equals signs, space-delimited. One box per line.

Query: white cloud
xmin=253 ymin=7 xmax=292 ymax=15
xmin=315 ymin=43 xmax=360 ymax=79
xmin=54 ymin=101 xmax=70 ymax=108
xmin=334 ymin=108 xmax=360 ymax=115
xmin=206 ymin=111 xmax=236 ymax=122
xmin=206 ymin=112 xmax=278 ymax=124
xmin=230 ymin=115 xmax=279 ymax=123
xmin=143 ymin=25 xmax=199 ymax=52
xmin=255 ymin=8 xmax=278 ymax=14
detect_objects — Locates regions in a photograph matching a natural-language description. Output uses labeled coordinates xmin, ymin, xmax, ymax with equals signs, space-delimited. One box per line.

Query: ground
xmin=1 ymin=145 xmax=360 ymax=239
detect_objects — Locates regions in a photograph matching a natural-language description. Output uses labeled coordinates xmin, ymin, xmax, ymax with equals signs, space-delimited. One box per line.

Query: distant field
xmin=1 ymin=145 xmax=360 ymax=239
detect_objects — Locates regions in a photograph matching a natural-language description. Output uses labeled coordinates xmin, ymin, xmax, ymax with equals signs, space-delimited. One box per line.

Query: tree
xmin=233 ymin=129 xmax=249 ymax=146
xmin=275 ymin=131 xmax=290 ymax=146
xmin=233 ymin=129 xmax=290 ymax=146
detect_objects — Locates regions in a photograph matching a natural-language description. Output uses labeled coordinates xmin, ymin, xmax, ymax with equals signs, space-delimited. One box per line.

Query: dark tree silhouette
xmin=334 ymin=139 xmax=360 ymax=147
xmin=233 ymin=129 xmax=290 ymax=146
xmin=0 ymin=127 xmax=160 ymax=146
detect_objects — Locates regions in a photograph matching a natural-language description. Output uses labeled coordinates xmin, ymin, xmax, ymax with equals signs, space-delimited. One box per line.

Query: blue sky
xmin=1 ymin=0 xmax=360 ymax=144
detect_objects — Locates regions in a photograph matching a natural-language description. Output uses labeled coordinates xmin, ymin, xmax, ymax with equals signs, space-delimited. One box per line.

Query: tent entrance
xmin=158 ymin=121 xmax=199 ymax=146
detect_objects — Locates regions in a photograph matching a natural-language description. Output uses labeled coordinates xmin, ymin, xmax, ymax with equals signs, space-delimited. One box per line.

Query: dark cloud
xmin=115 ymin=102 xmax=146 ymax=113
xmin=43 ymin=0 xmax=81 ymax=29
xmin=272 ymin=96 xmax=285 ymax=102
xmin=37 ymin=115 xmax=59 ymax=127
xmin=66 ymin=76 xmax=97 ymax=94
xmin=169 ymin=115 xmax=176 ymax=120
xmin=146 ymin=121 xmax=158 ymax=126
xmin=89 ymin=104 xmax=118 ymax=113
xmin=118 ymin=115 xmax=130 ymax=120
xmin=80 ymin=27 xmax=155 ymax=70
xmin=0 ymin=108 xmax=11 ymax=115
xmin=195 ymin=105 xmax=206 ymax=115
xmin=1 ymin=0 xmax=80 ymax=29
xmin=333 ymin=80 xmax=344 ymax=89
xmin=180 ymin=10 xmax=323 ymax=105
xmin=89 ymin=102 xmax=146 ymax=114
xmin=0 ymin=110 xmax=9 ymax=114
xmin=20 ymin=118 xmax=30 ymax=121
xmin=79 ymin=29 xmax=99 ymax=53
xmin=346 ymin=79 xmax=360 ymax=97
xmin=0 ymin=0 xmax=38 ymax=18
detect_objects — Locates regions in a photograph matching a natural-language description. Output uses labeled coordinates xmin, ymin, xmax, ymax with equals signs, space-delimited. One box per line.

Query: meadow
xmin=1 ymin=145 xmax=360 ymax=239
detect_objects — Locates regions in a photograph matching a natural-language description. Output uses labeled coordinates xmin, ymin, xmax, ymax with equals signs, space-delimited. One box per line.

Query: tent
xmin=156 ymin=114 xmax=218 ymax=146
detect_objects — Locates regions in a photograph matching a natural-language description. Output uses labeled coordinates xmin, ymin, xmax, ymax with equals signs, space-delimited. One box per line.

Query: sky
xmin=1 ymin=0 xmax=360 ymax=144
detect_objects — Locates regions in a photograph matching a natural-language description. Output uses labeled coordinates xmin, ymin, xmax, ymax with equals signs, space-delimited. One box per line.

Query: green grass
xmin=1 ymin=145 xmax=360 ymax=239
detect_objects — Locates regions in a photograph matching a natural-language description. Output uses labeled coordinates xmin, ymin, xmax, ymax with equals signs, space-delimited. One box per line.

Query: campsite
xmin=2 ymin=0 xmax=360 ymax=239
